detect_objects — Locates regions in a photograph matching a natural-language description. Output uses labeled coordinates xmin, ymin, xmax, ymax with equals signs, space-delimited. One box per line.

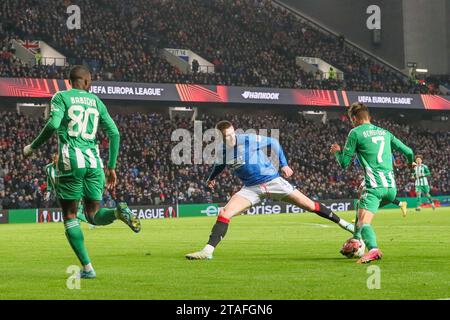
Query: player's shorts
xmin=55 ymin=167 xmax=105 ymax=201
xmin=359 ymin=187 xmax=397 ymax=214
xmin=415 ymin=185 xmax=430 ymax=195
xmin=236 ymin=177 xmax=295 ymax=206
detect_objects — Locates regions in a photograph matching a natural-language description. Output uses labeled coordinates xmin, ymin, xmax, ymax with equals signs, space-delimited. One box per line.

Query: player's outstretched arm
xmin=256 ymin=135 xmax=292 ymax=177
xmin=24 ymin=93 xmax=65 ymax=156
xmin=390 ymin=133 xmax=414 ymax=166
xmin=256 ymin=135 xmax=289 ymax=168
xmin=332 ymin=130 xmax=357 ymax=169
xmin=422 ymin=165 xmax=431 ymax=177
xmin=98 ymin=99 xmax=120 ymax=170
xmin=205 ymin=142 xmax=226 ymax=187
xmin=206 ymin=163 xmax=226 ymax=187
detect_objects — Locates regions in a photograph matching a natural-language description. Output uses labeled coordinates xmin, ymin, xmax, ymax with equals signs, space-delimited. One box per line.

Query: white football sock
xmin=203 ymin=244 xmax=215 ymax=255
xmin=338 ymin=219 xmax=350 ymax=228
xmin=83 ymin=263 xmax=93 ymax=272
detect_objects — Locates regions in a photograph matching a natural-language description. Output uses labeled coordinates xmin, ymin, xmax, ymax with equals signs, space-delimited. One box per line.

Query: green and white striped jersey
xmin=335 ymin=123 xmax=414 ymax=189
xmin=414 ymin=164 xmax=430 ymax=186
xmin=31 ymin=88 xmax=120 ymax=171
xmin=45 ymin=162 xmax=57 ymax=192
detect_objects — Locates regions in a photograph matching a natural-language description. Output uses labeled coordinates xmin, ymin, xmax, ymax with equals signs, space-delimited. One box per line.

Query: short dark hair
xmin=415 ymin=155 xmax=423 ymax=161
xmin=215 ymin=120 xmax=233 ymax=132
xmin=69 ymin=65 xmax=91 ymax=83
xmin=348 ymin=102 xmax=370 ymax=120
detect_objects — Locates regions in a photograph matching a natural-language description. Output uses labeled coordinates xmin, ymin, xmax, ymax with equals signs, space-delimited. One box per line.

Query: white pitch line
xmin=298 ymin=223 xmax=331 ymax=228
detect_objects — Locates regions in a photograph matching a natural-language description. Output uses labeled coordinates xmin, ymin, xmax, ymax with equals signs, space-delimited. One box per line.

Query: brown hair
xmin=415 ymin=155 xmax=423 ymax=161
xmin=348 ymin=102 xmax=370 ymax=121
xmin=215 ymin=120 xmax=233 ymax=132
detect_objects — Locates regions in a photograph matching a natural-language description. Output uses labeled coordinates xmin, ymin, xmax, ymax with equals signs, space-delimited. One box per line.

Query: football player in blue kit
xmin=186 ymin=120 xmax=354 ymax=260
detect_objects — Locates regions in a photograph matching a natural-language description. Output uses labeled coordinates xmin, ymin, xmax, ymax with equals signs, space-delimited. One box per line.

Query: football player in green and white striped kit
xmin=413 ymin=155 xmax=435 ymax=211
xmin=331 ymin=103 xmax=414 ymax=264
xmin=44 ymin=152 xmax=94 ymax=227
xmin=24 ymin=65 xmax=141 ymax=279
xmin=356 ymin=179 xmax=408 ymax=217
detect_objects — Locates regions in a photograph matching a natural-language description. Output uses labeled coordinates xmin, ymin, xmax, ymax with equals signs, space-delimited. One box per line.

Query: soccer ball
xmin=340 ymin=238 xmax=366 ymax=258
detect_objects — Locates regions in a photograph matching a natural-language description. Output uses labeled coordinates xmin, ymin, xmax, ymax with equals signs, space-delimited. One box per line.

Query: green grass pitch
xmin=0 ymin=208 xmax=449 ymax=300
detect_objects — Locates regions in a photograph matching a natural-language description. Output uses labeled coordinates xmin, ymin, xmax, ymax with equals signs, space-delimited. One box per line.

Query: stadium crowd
xmin=0 ymin=0 xmax=442 ymax=94
xmin=0 ymin=110 xmax=448 ymax=209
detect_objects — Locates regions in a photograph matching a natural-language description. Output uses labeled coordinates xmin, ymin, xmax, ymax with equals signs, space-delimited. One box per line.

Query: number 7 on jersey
xmin=371 ymin=136 xmax=385 ymax=163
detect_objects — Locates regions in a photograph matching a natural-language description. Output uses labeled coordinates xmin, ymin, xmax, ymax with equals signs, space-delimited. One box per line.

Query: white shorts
xmin=236 ymin=177 xmax=296 ymax=206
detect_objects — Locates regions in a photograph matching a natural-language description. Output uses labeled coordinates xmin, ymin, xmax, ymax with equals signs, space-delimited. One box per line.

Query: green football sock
xmin=354 ymin=224 xmax=362 ymax=240
xmin=92 ymin=208 xmax=117 ymax=226
xmin=76 ymin=212 xmax=89 ymax=223
xmin=426 ymin=194 xmax=433 ymax=204
xmin=416 ymin=194 xmax=422 ymax=207
xmin=353 ymin=203 xmax=361 ymax=239
xmin=76 ymin=203 xmax=88 ymax=223
xmin=361 ymin=224 xmax=378 ymax=250
xmin=64 ymin=219 xmax=91 ymax=266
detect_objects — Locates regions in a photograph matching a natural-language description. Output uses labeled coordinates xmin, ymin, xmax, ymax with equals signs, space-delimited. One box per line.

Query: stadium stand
xmin=0 ymin=0 xmax=443 ymax=94
xmin=0 ymin=110 xmax=448 ymax=209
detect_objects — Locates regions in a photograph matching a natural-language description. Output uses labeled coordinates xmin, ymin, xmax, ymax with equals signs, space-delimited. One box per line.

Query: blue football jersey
xmin=207 ymin=134 xmax=288 ymax=186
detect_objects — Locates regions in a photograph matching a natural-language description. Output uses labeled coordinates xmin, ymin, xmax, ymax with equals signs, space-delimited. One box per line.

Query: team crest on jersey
xmin=229 ymin=162 xmax=245 ymax=170
xmin=227 ymin=145 xmax=245 ymax=170
xmin=228 ymin=154 xmax=245 ymax=169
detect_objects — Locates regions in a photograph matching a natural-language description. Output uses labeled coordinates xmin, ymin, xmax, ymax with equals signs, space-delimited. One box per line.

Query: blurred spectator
xmin=192 ymin=59 xmax=199 ymax=73
xmin=35 ymin=48 xmax=42 ymax=66
xmin=0 ymin=0 xmax=444 ymax=93
xmin=328 ymin=67 xmax=335 ymax=80
xmin=0 ymin=110 xmax=448 ymax=209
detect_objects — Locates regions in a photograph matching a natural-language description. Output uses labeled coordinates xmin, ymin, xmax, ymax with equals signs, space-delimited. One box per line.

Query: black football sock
xmin=391 ymin=198 xmax=401 ymax=206
xmin=312 ymin=202 xmax=340 ymax=224
xmin=207 ymin=216 xmax=229 ymax=247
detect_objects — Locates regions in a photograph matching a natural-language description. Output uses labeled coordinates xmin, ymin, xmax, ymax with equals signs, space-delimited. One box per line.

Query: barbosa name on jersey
xmin=90 ymin=85 xmax=164 ymax=96
xmin=69 ymin=96 xmax=97 ymax=107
